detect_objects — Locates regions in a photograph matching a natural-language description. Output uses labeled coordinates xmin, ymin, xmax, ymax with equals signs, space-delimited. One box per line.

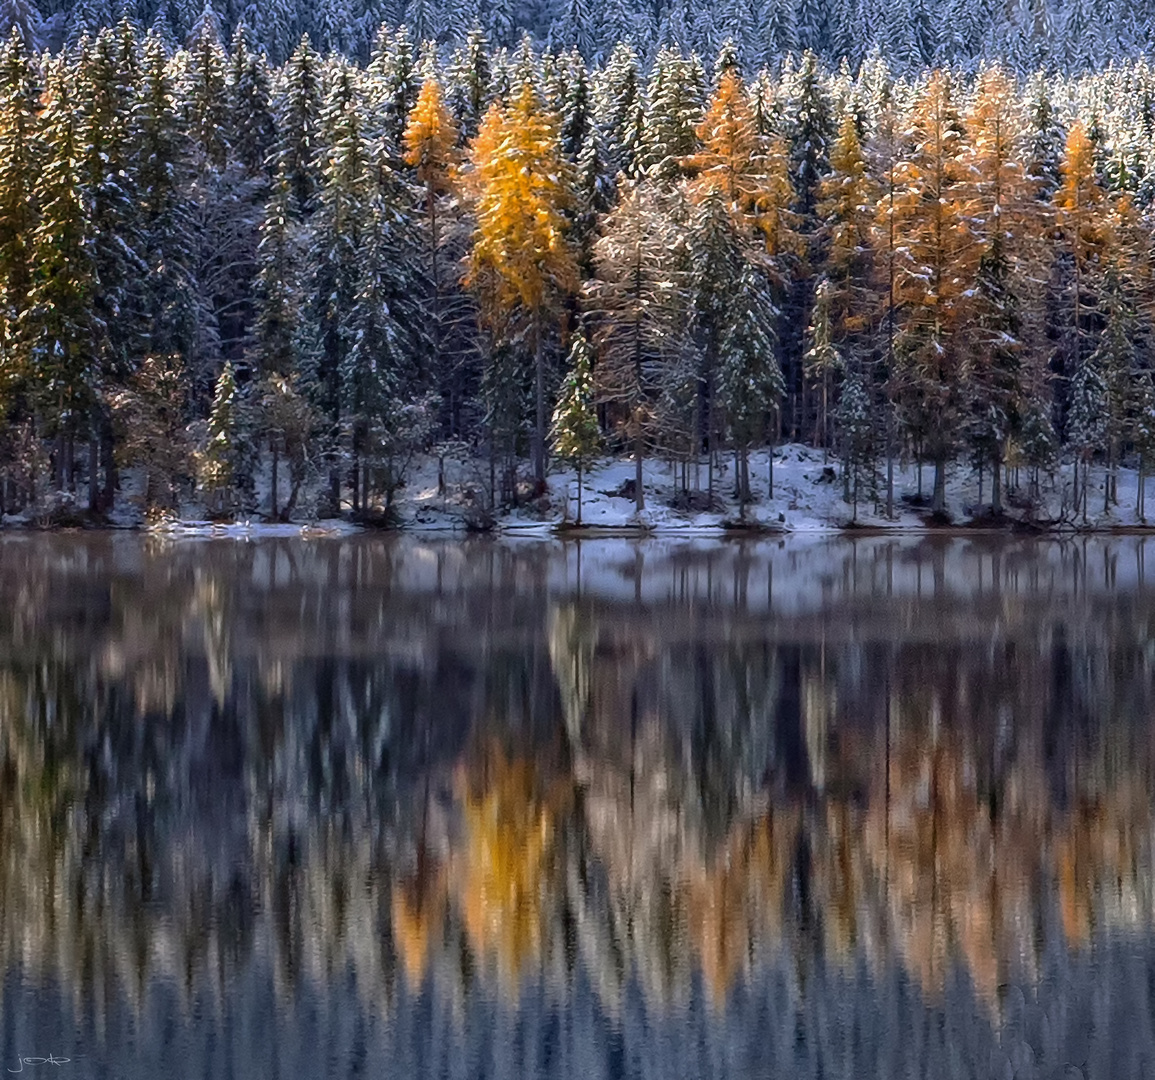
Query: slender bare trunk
xmin=534 ymin=319 xmax=546 ymax=486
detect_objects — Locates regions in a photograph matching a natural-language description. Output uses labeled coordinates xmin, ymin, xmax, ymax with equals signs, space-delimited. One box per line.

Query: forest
xmin=1 ymin=13 xmax=1155 ymax=523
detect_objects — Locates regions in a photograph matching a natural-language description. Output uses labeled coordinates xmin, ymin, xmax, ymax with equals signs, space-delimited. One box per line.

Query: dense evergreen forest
xmin=3 ymin=12 xmax=1155 ymax=522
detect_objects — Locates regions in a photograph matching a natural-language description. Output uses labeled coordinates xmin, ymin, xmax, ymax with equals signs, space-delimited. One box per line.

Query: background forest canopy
xmin=3 ymin=7 xmax=1155 ymax=522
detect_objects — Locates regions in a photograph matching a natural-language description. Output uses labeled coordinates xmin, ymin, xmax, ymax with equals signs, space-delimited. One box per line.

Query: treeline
xmin=7 ymin=0 xmax=1155 ymax=76
xmin=3 ymin=23 xmax=1155 ymax=521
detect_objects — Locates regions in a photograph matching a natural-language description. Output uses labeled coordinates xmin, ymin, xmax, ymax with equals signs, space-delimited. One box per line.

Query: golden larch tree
xmin=403 ymin=75 xmax=459 ymax=391
xmin=888 ymin=70 xmax=978 ymax=514
xmin=1054 ymin=120 xmax=1109 ymax=376
xmin=465 ymin=82 xmax=578 ymax=486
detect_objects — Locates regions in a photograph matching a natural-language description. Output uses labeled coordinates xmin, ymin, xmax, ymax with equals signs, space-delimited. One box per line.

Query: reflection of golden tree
xmin=450 ymin=743 xmax=570 ymax=990
xmin=392 ymin=859 xmax=448 ymax=987
xmin=685 ymin=808 xmax=799 ymax=1006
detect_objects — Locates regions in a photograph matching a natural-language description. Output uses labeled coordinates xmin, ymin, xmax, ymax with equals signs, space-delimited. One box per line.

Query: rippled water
xmin=2 ymin=533 xmax=1155 ymax=1079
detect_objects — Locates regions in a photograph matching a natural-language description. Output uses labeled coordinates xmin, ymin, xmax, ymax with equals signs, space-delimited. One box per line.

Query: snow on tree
xmin=550 ymin=326 xmax=599 ymax=523
xmin=464 ymin=82 xmax=577 ymax=487
xmin=718 ymin=262 xmax=782 ymax=513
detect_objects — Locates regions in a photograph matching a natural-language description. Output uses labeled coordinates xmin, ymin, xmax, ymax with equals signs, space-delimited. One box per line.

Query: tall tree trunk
xmin=534 ymin=319 xmax=546 ymax=486
xmin=576 ymin=461 xmax=583 ymax=525
xmin=932 ymin=452 xmax=946 ymax=515
xmin=88 ymin=431 xmax=99 ymax=513
xmin=634 ymin=422 xmax=644 ymax=513
xmin=101 ymin=411 xmax=116 ymax=513
xmin=270 ymin=444 xmax=280 ymax=520
xmin=991 ymin=450 xmax=1002 ymax=515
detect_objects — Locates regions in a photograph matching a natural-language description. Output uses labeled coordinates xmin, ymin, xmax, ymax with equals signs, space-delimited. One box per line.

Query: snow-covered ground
xmin=8 ymin=444 xmax=1155 ymax=535
xmin=392 ymin=444 xmax=1155 ymax=535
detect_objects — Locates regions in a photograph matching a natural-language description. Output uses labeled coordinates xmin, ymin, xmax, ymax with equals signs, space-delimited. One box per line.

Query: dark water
xmin=2 ymin=534 xmax=1155 ymax=1080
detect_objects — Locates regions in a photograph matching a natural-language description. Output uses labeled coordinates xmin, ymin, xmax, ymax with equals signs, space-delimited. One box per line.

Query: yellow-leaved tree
xmin=687 ymin=68 xmax=800 ymax=260
xmin=886 ymin=71 xmax=978 ymax=514
xmin=465 ymin=82 xmax=578 ymax=487
xmin=403 ymin=75 xmax=459 ymax=393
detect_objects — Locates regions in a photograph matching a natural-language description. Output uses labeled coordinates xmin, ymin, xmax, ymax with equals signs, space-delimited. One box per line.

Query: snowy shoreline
xmin=7 ymin=442 xmax=1155 ymax=539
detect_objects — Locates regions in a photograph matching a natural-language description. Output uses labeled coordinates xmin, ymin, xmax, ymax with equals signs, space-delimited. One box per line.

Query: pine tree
xmin=639 ymin=47 xmax=704 ymax=184
xmin=252 ymin=165 xmax=301 ymax=379
xmin=760 ymin=0 xmax=798 ymax=66
xmin=79 ymin=23 xmax=145 ymax=509
xmin=310 ymin=61 xmax=372 ymax=511
xmin=1090 ymin=263 xmax=1138 ymax=512
xmin=276 ymin=35 xmax=324 ymax=216
xmin=0 ymin=0 xmax=39 ymax=51
xmin=183 ymin=2 xmax=229 ymax=168
xmin=28 ymin=58 xmax=100 ymax=493
xmin=445 ymin=24 xmax=489 ymax=140
xmin=802 ymin=276 xmax=842 ymax=453
xmin=817 ymin=111 xmax=875 ymax=344
xmin=197 ymin=358 xmax=242 ymax=514
xmin=688 ymin=187 xmax=745 ymax=502
xmin=465 ymin=84 xmax=577 ymax=486
xmin=590 ymin=182 xmax=688 ymax=513
xmin=134 ymin=30 xmax=195 ymax=362
xmin=595 ymin=40 xmax=643 ymax=179
xmin=0 ymin=28 xmax=42 ymax=371
xmin=1066 ymin=349 xmax=1106 ymax=520
xmin=551 ymin=327 xmax=599 ymax=523
xmin=718 ymin=262 xmax=782 ymax=513
xmin=228 ymin=24 xmax=276 ymax=179
xmin=834 ymin=363 xmax=872 ymax=516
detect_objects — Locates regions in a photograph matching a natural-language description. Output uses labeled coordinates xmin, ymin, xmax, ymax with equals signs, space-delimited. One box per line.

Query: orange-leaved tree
xmin=957 ymin=66 xmax=1039 ymax=512
xmin=888 ymin=70 xmax=978 ymax=514
xmin=465 ymin=82 xmax=578 ymax=487
xmin=687 ymin=69 xmax=800 ymax=261
xmin=1054 ymin=120 xmax=1110 ymax=385
xmin=403 ymin=75 xmax=459 ymax=393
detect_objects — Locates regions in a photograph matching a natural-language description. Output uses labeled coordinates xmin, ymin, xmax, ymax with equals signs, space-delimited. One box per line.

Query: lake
xmin=1 ymin=533 xmax=1154 ymax=1079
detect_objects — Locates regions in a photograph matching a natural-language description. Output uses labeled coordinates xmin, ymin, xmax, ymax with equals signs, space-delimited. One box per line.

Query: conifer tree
xmin=639 ymin=47 xmax=704 ymax=184
xmin=1066 ymin=349 xmax=1106 ymax=520
xmin=888 ymin=70 xmax=975 ymax=514
xmin=198 ymin=358 xmax=241 ymax=514
xmin=835 ymin=363 xmax=872 ymax=516
xmin=184 ymin=5 xmax=229 ymax=167
xmin=277 ymin=36 xmax=324 ymax=217
xmin=445 ymin=24 xmax=489 ymax=140
xmin=551 ymin=327 xmax=599 ymax=522
xmin=1054 ymin=120 xmax=1109 ymax=426
xmin=134 ymin=31 xmax=195 ymax=362
xmin=228 ymin=24 xmax=276 ymax=179
xmin=596 ymin=41 xmax=644 ymax=180
xmin=465 ymin=84 xmax=577 ymax=486
xmin=403 ymin=74 xmax=458 ymax=391
xmin=310 ymin=61 xmax=372 ymax=510
xmin=688 ymin=187 xmax=745 ymax=501
xmin=253 ymin=165 xmax=301 ymax=380
xmin=958 ymin=66 xmax=1035 ymax=512
xmin=718 ymin=262 xmax=782 ymax=513
xmin=0 ymin=29 xmax=41 ymax=370
xmin=28 ymin=58 xmax=100 ymax=493
xmin=590 ymin=182 xmax=687 ymax=514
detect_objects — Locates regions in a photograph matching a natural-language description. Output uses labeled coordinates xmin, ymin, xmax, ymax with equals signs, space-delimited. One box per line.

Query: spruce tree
xmin=0 ymin=28 xmax=42 ymax=368
xmin=550 ymin=327 xmax=599 ymax=523
xmin=718 ymin=262 xmax=782 ymax=513
xmin=28 ymin=58 xmax=100 ymax=493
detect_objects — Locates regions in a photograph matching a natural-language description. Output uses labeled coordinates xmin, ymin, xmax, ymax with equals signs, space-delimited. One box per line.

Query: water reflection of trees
xmin=3 ymin=535 xmax=1155 ymax=1072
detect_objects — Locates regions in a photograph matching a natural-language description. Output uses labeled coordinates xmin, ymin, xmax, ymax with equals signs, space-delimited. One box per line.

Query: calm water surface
xmin=2 ymin=533 xmax=1155 ymax=1079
